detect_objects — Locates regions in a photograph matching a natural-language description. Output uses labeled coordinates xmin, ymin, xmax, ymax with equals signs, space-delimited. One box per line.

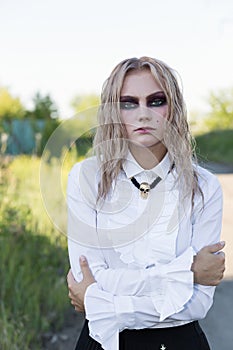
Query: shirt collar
xmin=122 ymin=151 xmax=171 ymax=180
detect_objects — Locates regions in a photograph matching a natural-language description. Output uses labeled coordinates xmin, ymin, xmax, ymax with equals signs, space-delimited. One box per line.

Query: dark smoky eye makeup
xmin=119 ymin=96 xmax=139 ymax=110
xmin=146 ymin=92 xmax=167 ymax=107
xmin=119 ymin=92 xmax=167 ymax=109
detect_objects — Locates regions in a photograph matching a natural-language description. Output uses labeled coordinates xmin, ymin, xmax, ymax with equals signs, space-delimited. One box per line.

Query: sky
xmin=0 ymin=0 xmax=233 ymax=119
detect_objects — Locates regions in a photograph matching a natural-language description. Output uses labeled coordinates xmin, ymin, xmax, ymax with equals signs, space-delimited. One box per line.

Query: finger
xmin=205 ymin=241 xmax=225 ymax=254
xmin=75 ymin=306 xmax=84 ymax=312
xmin=217 ymin=251 xmax=225 ymax=258
xmin=215 ymin=252 xmax=225 ymax=267
xmin=71 ymin=300 xmax=78 ymax=307
xmin=79 ymin=256 xmax=94 ymax=279
xmin=68 ymin=291 xmax=74 ymax=299
xmin=220 ymin=266 xmax=225 ymax=274
xmin=66 ymin=268 xmax=72 ymax=281
xmin=67 ymin=269 xmax=76 ymax=288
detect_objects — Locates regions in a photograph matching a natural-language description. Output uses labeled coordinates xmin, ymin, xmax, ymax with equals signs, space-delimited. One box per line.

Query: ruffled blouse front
xmin=67 ymin=153 xmax=222 ymax=350
xmin=83 ymin=154 xmax=194 ymax=350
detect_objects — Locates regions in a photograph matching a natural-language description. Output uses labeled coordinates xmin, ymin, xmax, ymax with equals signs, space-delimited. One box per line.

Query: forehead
xmin=121 ymin=69 xmax=163 ymax=96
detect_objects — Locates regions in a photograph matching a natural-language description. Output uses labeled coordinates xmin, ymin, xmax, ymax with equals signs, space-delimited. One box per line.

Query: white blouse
xmin=67 ymin=152 xmax=223 ymax=350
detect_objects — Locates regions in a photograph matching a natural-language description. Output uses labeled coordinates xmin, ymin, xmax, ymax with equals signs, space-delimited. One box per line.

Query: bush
xmin=195 ymin=129 xmax=233 ymax=163
xmin=0 ymin=155 xmax=72 ymax=349
xmin=0 ymin=203 xmax=69 ymax=349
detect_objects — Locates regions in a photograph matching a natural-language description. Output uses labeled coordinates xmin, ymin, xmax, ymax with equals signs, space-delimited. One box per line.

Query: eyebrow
xmin=146 ymin=91 xmax=165 ymax=100
xmin=120 ymin=91 xmax=165 ymax=101
xmin=120 ymin=95 xmax=138 ymax=102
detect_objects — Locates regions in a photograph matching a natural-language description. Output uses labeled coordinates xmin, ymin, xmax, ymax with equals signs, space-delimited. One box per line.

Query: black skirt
xmin=74 ymin=319 xmax=211 ymax=350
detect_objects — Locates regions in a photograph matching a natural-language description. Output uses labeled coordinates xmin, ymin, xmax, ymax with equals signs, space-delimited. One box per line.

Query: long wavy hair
xmin=93 ymin=56 xmax=201 ymax=204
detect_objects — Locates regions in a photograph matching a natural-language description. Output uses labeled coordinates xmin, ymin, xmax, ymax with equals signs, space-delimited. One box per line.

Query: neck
xmin=129 ymin=142 xmax=167 ymax=169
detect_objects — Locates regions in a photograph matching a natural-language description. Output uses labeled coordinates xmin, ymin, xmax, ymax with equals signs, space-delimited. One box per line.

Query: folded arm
xmin=67 ymin=164 xmax=224 ymax=350
xmin=68 ymin=163 xmax=224 ymax=296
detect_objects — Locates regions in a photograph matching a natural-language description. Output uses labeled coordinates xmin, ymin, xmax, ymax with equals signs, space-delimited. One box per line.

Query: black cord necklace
xmin=130 ymin=176 xmax=162 ymax=199
xmin=130 ymin=163 xmax=174 ymax=200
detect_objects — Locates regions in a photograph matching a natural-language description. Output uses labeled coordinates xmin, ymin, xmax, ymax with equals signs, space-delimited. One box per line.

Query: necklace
xmin=130 ymin=163 xmax=175 ymax=200
xmin=130 ymin=175 xmax=162 ymax=199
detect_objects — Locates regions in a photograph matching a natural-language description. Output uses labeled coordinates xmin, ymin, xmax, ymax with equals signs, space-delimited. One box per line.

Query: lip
xmin=134 ymin=127 xmax=155 ymax=133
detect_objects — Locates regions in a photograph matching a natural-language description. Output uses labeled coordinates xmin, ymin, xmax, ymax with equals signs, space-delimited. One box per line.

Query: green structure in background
xmin=0 ymin=118 xmax=59 ymax=156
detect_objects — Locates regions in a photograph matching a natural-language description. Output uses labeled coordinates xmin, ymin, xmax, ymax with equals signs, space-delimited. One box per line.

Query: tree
xmin=26 ymin=92 xmax=58 ymax=120
xmin=204 ymin=88 xmax=233 ymax=130
xmin=70 ymin=94 xmax=100 ymax=134
xmin=70 ymin=94 xmax=100 ymax=156
xmin=0 ymin=87 xmax=25 ymax=120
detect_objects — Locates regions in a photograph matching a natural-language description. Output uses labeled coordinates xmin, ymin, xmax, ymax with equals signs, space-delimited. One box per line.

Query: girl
xmin=67 ymin=57 xmax=225 ymax=350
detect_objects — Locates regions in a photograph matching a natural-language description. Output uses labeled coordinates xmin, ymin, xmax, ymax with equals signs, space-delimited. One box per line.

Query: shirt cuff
xmin=150 ymin=247 xmax=194 ymax=321
xmin=114 ymin=295 xmax=135 ymax=331
xmin=84 ymin=283 xmax=119 ymax=350
xmin=84 ymin=284 xmax=137 ymax=349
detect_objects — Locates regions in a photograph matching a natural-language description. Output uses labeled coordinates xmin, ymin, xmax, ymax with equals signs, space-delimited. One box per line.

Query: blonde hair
xmin=93 ymin=56 xmax=201 ymax=203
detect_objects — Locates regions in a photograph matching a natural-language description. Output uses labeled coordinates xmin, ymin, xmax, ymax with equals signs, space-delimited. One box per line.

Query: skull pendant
xmin=139 ymin=182 xmax=150 ymax=199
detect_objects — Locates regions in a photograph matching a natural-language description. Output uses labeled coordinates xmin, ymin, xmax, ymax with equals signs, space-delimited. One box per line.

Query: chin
xmin=128 ymin=135 xmax=164 ymax=148
xmin=138 ymin=138 xmax=162 ymax=148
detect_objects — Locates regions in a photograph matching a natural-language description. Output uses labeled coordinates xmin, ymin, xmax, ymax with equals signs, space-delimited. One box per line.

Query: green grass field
xmin=195 ymin=129 xmax=233 ymax=164
xmin=0 ymin=152 xmax=77 ymax=349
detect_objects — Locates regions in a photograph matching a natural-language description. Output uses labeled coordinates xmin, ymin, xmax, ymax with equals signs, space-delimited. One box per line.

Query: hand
xmin=191 ymin=241 xmax=225 ymax=286
xmin=67 ymin=256 xmax=96 ymax=312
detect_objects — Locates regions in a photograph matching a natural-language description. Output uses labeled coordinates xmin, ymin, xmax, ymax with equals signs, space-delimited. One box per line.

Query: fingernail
xmin=80 ymin=255 xmax=86 ymax=262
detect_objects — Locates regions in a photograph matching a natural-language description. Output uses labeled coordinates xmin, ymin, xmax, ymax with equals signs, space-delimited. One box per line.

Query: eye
xmin=120 ymin=101 xmax=138 ymax=110
xmin=148 ymin=97 xmax=167 ymax=107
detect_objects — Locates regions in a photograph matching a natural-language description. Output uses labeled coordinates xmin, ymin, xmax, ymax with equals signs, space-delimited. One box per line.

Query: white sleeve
xmin=67 ymin=162 xmax=194 ymax=302
xmin=191 ymin=172 xmax=223 ymax=252
xmin=67 ymin=162 xmax=194 ymax=350
xmin=84 ymin=283 xmax=215 ymax=350
xmin=83 ymin=171 xmax=223 ymax=349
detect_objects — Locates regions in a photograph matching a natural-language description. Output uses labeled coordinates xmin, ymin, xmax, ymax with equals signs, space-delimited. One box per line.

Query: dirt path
xmin=43 ymin=165 xmax=233 ymax=350
xmin=42 ymin=309 xmax=83 ymax=350
xmin=217 ymin=174 xmax=233 ymax=278
xmin=199 ymin=172 xmax=233 ymax=350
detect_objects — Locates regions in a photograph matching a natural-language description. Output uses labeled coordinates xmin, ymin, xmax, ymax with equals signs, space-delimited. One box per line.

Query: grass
xmin=0 ymin=150 xmax=79 ymax=349
xmin=195 ymin=129 xmax=233 ymax=164
xmin=0 ymin=208 xmax=68 ymax=349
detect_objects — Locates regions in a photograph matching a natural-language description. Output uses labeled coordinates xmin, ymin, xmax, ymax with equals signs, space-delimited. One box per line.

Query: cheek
xmin=120 ymin=111 xmax=126 ymax=124
xmin=159 ymin=105 xmax=169 ymax=119
xmin=120 ymin=112 xmax=136 ymax=130
xmin=154 ymin=114 xmax=166 ymax=137
xmin=154 ymin=112 xmax=167 ymax=125
xmin=152 ymin=105 xmax=168 ymax=123
xmin=124 ymin=124 xmax=134 ymax=137
xmin=120 ymin=110 xmax=132 ymax=124
xmin=120 ymin=114 xmax=132 ymax=136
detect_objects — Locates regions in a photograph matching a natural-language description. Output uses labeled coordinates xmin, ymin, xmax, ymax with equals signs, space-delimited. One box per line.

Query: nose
xmin=137 ymin=106 xmax=152 ymax=122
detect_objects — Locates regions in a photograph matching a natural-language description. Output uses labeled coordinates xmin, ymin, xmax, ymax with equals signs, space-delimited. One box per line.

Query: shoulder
xmin=68 ymin=156 xmax=99 ymax=191
xmin=195 ymin=164 xmax=222 ymax=200
xmin=68 ymin=156 xmax=99 ymax=178
xmin=195 ymin=164 xmax=221 ymax=188
xmin=67 ymin=157 xmax=99 ymax=204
